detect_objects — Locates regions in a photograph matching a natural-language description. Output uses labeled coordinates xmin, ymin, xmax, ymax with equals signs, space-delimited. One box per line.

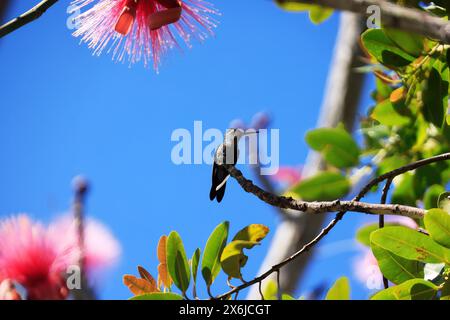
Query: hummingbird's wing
xmin=209 ymin=162 xmax=229 ymax=203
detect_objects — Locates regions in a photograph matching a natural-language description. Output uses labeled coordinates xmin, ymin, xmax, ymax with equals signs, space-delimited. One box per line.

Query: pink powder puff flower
xmin=0 ymin=214 xmax=120 ymax=300
xmin=0 ymin=215 xmax=77 ymax=300
xmin=48 ymin=214 xmax=121 ymax=278
xmin=271 ymin=166 xmax=302 ymax=187
xmin=70 ymin=0 xmax=219 ymax=70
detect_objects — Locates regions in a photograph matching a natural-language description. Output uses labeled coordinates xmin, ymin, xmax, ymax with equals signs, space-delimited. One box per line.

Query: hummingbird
xmin=209 ymin=128 xmax=257 ymax=203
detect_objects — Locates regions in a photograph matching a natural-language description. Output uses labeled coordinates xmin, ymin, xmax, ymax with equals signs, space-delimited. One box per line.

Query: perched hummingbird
xmin=209 ymin=128 xmax=257 ymax=203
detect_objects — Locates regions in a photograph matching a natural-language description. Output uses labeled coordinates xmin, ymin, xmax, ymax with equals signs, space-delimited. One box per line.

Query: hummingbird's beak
xmin=243 ymin=130 xmax=259 ymax=136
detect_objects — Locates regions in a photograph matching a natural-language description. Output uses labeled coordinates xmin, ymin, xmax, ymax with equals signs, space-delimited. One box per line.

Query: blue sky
xmin=0 ymin=0 xmax=379 ymax=299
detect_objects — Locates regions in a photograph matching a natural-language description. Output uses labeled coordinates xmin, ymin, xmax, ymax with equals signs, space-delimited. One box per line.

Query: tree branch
xmin=379 ymin=178 xmax=392 ymax=289
xmin=225 ymin=164 xmax=425 ymax=218
xmin=219 ymin=152 xmax=450 ymax=299
xmin=0 ymin=0 xmax=58 ymax=38
xmin=278 ymin=0 xmax=450 ymax=44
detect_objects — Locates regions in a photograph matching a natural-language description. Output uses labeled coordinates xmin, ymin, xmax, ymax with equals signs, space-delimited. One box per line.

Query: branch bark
xmin=225 ymin=165 xmax=426 ymax=219
xmin=0 ymin=0 xmax=58 ymax=38
xmin=279 ymin=0 xmax=450 ymax=44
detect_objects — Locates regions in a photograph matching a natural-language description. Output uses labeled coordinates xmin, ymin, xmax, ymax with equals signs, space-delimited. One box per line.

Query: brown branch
xmin=0 ymin=0 xmax=58 ymax=38
xmin=379 ymin=178 xmax=392 ymax=290
xmin=278 ymin=0 xmax=450 ymax=44
xmin=70 ymin=176 xmax=96 ymax=300
xmin=225 ymin=164 xmax=425 ymax=219
xmin=218 ymin=152 xmax=450 ymax=299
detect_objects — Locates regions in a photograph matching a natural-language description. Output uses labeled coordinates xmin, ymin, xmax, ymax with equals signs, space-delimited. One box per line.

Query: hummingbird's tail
xmin=210 ymin=162 xmax=228 ymax=203
xmin=210 ymin=182 xmax=226 ymax=203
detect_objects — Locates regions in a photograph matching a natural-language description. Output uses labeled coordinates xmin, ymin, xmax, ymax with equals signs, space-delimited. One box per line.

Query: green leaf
xmin=384 ymin=29 xmax=424 ymax=57
xmin=423 ymin=185 xmax=445 ymax=210
xmin=370 ymin=226 xmax=450 ymax=264
xmin=262 ymin=280 xmax=278 ymax=300
xmin=423 ymin=68 xmax=445 ymax=128
xmin=371 ymin=243 xmax=423 ymax=285
xmin=424 ymin=208 xmax=450 ymax=248
xmin=281 ymin=294 xmax=296 ymax=300
xmin=201 ymin=221 xmax=229 ymax=287
xmin=438 ymin=191 xmax=450 ymax=213
xmin=308 ymin=6 xmax=333 ymax=24
xmin=290 ymin=172 xmax=350 ymax=201
xmin=275 ymin=1 xmax=333 ymax=24
xmin=232 ymin=224 xmax=270 ymax=242
xmin=356 ymin=222 xmax=411 ymax=247
xmin=305 ymin=127 xmax=360 ymax=168
xmin=325 ymin=277 xmax=350 ymax=300
xmin=166 ymin=231 xmax=191 ymax=294
xmin=371 ymin=279 xmax=438 ymax=300
xmin=275 ymin=0 xmax=311 ymax=11
xmin=391 ymin=173 xmax=417 ymax=207
xmin=220 ymin=240 xmax=258 ymax=279
xmin=220 ymin=224 xmax=269 ymax=279
xmin=377 ymin=156 xmax=409 ymax=176
xmin=130 ymin=292 xmax=184 ymax=300
xmin=361 ymin=29 xmax=415 ymax=68
xmin=371 ymin=99 xmax=410 ymax=126
xmin=191 ymin=248 xmax=201 ymax=283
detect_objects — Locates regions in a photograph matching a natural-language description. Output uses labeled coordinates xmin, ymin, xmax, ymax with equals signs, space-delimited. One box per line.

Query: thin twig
xmin=0 ymin=0 xmax=58 ymax=38
xmin=278 ymin=0 xmax=450 ymax=44
xmin=258 ymin=281 xmax=265 ymax=300
xmin=379 ymin=178 xmax=392 ymax=290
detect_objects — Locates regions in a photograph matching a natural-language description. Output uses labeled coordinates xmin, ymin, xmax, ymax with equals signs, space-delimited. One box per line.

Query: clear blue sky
xmin=0 ymin=0 xmax=378 ymax=299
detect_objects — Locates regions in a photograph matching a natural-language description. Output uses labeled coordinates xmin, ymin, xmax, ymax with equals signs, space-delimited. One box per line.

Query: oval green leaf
xmin=201 ymin=221 xmax=229 ymax=287
xmin=424 ymin=208 xmax=450 ymax=248
xmin=290 ymin=172 xmax=350 ymax=201
xmin=423 ymin=185 xmax=445 ymax=210
xmin=423 ymin=68 xmax=445 ymax=128
xmin=384 ymin=29 xmax=424 ymax=57
xmin=166 ymin=231 xmax=191 ymax=294
xmin=371 ymin=279 xmax=438 ymax=300
xmin=371 ymin=243 xmax=423 ymax=285
xmin=325 ymin=277 xmax=350 ymax=300
xmin=305 ymin=127 xmax=360 ymax=168
xmin=371 ymin=99 xmax=410 ymax=126
xmin=191 ymin=248 xmax=201 ymax=283
xmin=361 ymin=29 xmax=415 ymax=68
xmin=356 ymin=222 xmax=411 ymax=247
xmin=370 ymin=226 xmax=450 ymax=264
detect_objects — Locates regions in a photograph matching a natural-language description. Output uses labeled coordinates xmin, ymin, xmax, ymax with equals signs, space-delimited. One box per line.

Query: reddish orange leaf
xmin=137 ymin=266 xmax=158 ymax=287
xmin=157 ymin=235 xmax=168 ymax=264
xmin=158 ymin=263 xmax=173 ymax=289
xmin=123 ymin=274 xmax=158 ymax=296
xmin=390 ymin=87 xmax=406 ymax=104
